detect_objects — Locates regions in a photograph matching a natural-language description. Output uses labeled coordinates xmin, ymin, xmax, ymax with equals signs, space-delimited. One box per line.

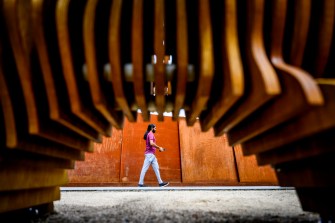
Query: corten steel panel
xmin=67 ymin=130 xmax=123 ymax=184
xmin=120 ymin=114 xmax=181 ymax=184
xmin=234 ymin=145 xmax=278 ymax=184
xmin=179 ymin=118 xmax=238 ymax=183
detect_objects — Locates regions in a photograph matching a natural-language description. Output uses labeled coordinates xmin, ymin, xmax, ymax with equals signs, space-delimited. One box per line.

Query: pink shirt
xmin=145 ymin=131 xmax=156 ymax=154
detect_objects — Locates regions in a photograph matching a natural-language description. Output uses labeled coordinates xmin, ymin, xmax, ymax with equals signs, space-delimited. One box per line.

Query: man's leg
xmin=138 ymin=154 xmax=152 ymax=185
xmin=151 ymin=155 xmax=163 ymax=184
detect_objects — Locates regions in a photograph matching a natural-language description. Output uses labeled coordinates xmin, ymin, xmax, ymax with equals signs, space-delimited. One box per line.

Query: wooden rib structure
xmin=0 ymin=0 xmax=335 ymax=220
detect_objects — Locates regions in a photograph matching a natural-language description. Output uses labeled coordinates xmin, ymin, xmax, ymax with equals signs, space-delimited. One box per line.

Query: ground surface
xmin=30 ymin=188 xmax=321 ymax=222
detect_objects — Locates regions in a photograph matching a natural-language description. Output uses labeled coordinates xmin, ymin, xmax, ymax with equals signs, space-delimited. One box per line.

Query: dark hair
xmin=143 ymin=124 xmax=156 ymax=140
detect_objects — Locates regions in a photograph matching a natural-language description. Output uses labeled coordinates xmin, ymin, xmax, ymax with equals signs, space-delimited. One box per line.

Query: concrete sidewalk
xmin=35 ymin=188 xmax=321 ymax=222
xmin=60 ymin=186 xmax=290 ymax=191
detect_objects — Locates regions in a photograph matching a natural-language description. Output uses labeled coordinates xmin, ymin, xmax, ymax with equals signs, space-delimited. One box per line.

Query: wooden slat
xmin=274 ymin=154 xmax=335 ymax=187
xmin=16 ymin=140 xmax=85 ymax=161
xmin=32 ymin=0 xmax=101 ymax=142
xmin=0 ymin=75 xmax=85 ymax=160
xmin=186 ymin=0 xmax=214 ymax=126
xmin=0 ymin=32 xmax=85 ymax=160
xmin=241 ymin=80 xmax=335 ymax=156
xmin=3 ymin=0 xmax=38 ymax=134
xmin=0 ymin=149 xmax=74 ymax=170
xmin=3 ymin=0 xmax=94 ymax=152
xmin=289 ymin=0 xmax=311 ymax=67
xmin=0 ymin=166 xmax=67 ymax=191
xmin=227 ymin=0 xmax=324 ymax=145
xmin=200 ymin=0 xmax=244 ymax=132
xmin=0 ymin=71 xmax=87 ymax=161
xmin=0 ymin=187 xmax=60 ymax=213
xmin=0 ymin=53 xmax=17 ymax=148
xmin=172 ymin=0 xmax=188 ymax=120
xmin=154 ymin=0 xmax=166 ymax=121
xmin=132 ymin=0 xmax=150 ymax=121
xmin=83 ymin=0 xmax=124 ymax=129
xmin=214 ymin=0 xmax=281 ymax=136
xmin=32 ymin=0 xmax=102 ymax=143
xmin=314 ymin=0 xmax=335 ymax=77
xmin=56 ymin=0 xmax=112 ymax=136
xmin=108 ymin=0 xmax=137 ymax=123
xmin=302 ymin=0 xmax=335 ymax=78
xmin=142 ymin=0 xmax=154 ymax=114
xmin=256 ymin=129 xmax=335 ymax=166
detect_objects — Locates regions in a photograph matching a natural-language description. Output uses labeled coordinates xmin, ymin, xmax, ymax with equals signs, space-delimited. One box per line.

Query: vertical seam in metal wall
xmin=119 ymin=128 xmax=124 ymax=183
xmin=232 ymin=146 xmax=240 ymax=183
xmin=177 ymin=119 xmax=183 ymax=184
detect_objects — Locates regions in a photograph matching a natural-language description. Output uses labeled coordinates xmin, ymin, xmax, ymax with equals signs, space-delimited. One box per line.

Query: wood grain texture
xmin=154 ymin=0 xmax=166 ymax=121
xmin=0 ymin=48 xmax=17 ymax=148
xmin=186 ymin=0 xmax=214 ymax=126
xmin=0 ymin=149 xmax=74 ymax=170
xmin=173 ymin=0 xmax=188 ymax=120
xmin=83 ymin=0 xmax=124 ymax=128
xmin=179 ymin=118 xmax=238 ymax=183
xmin=289 ymin=0 xmax=311 ymax=67
xmin=2 ymin=0 xmax=98 ymax=152
xmin=234 ymin=145 xmax=278 ymax=184
xmin=200 ymin=0 xmax=244 ymax=132
xmin=214 ymin=0 xmax=281 ymax=136
xmin=108 ymin=0 xmax=137 ymax=122
xmin=0 ymin=187 xmax=60 ymax=213
xmin=0 ymin=165 xmax=67 ymax=191
xmin=3 ymin=0 xmax=38 ymax=133
xmin=314 ymin=0 xmax=335 ymax=77
xmin=242 ymin=81 xmax=335 ymax=156
xmin=120 ymin=114 xmax=181 ymax=183
xmin=256 ymin=129 xmax=335 ymax=166
xmin=31 ymin=0 xmax=102 ymax=143
xmin=227 ymin=0 xmax=324 ymax=146
xmin=0 ymin=23 xmax=86 ymax=160
xmin=56 ymin=0 xmax=111 ymax=136
xmin=132 ymin=0 xmax=150 ymax=121
xmin=302 ymin=0 xmax=335 ymax=78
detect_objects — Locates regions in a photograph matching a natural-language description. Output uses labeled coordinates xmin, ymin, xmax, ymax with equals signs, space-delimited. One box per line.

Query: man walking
xmin=138 ymin=124 xmax=169 ymax=187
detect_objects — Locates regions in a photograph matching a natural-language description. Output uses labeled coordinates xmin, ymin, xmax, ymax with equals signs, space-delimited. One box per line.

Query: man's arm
xmin=150 ymin=140 xmax=165 ymax=152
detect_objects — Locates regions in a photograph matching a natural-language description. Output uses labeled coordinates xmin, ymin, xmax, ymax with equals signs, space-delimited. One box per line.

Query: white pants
xmin=138 ymin=154 xmax=163 ymax=185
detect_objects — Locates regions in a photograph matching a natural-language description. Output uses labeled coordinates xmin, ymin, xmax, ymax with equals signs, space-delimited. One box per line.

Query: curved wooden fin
xmin=4 ymin=0 xmax=95 ymax=151
xmin=214 ymin=0 xmax=281 ymax=136
xmin=132 ymin=0 xmax=150 ymax=121
xmin=227 ymin=0 xmax=324 ymax=146
xmin=153 ymin=0 xmax=166 ymax=121
xmin=314 ymin=0 xmax=335 ymax=77
xmin=83 ymin=0 xmax=125 ymax=129
xmin=242 ymin=80 xmax=335 ymax=156
xmin=172 ymin=0 xmax=188 ymax=121
xmin=108 ymin=0 xmax=137 ymax=123
xmin=289 ymin=0 xmax=311 ymax=67
xmin=186 ymin=0 xmax=214 ymax=126
xmin=31 ymin=0 xmax=102 ymax=143
xmin=200 ymin=0 xmax=244 ymax=132
xmin=56 ymin=0 xmax=112 ymax=136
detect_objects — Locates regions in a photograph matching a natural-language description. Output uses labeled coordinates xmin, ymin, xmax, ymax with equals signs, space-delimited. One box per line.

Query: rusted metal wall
xmin=67 ymin=114 xmax=278 ymax=186
xmin=234 ymin=145 xmax=278 ymax=184
xmin=67 ymin=130 xmax=123 ymax=184
xmin=179 ymin=119 xmax=239 ymax=184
